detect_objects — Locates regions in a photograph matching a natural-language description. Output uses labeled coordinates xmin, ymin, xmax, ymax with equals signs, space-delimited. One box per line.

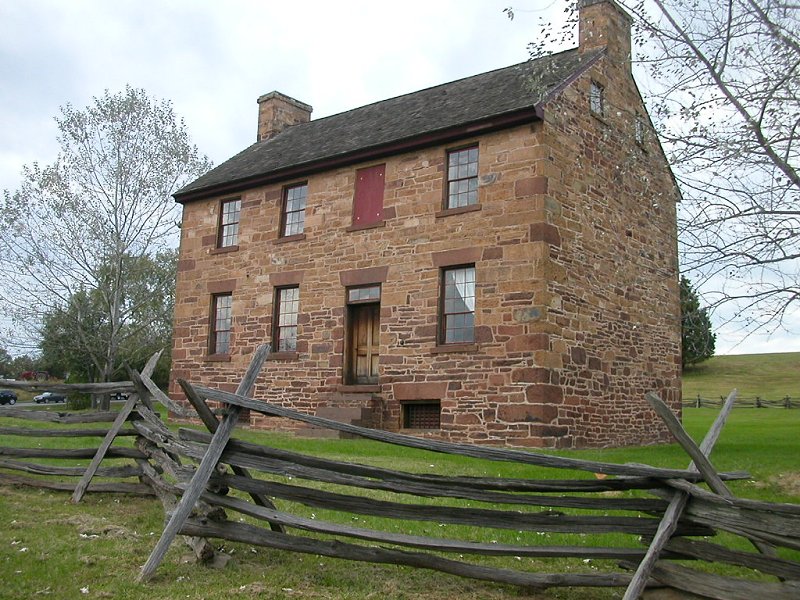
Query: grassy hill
xmin=682 ymin=351 xmax=800 ymax=400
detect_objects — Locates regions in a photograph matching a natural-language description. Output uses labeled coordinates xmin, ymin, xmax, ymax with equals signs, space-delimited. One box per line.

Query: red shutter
xmin=353 ymin=164 xmax=385 ymax=226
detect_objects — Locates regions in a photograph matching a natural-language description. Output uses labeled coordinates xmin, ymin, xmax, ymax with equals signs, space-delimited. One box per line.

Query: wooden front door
xmin=347 ymin=303 xmax=380 ymax=384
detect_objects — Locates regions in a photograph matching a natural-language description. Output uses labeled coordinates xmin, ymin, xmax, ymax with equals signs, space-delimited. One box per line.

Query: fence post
xmin=756 ymin=396 xmax=761 ymax=408
xmin=785 ymin=396 xmax=791 ymax=409
xmin=696 ymin=394 xmax=701 ymax=408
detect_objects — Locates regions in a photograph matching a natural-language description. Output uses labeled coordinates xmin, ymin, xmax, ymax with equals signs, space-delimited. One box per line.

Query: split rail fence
xmin=1 ymin=345 xmax=799 ymax=599
xmin=683 ymin=394 xmax=798 ymax=409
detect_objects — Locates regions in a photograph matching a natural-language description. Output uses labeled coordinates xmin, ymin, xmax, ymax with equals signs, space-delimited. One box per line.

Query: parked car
xmin=33 ymin=392 xmax=67 ymax=404
xmin=0 ymin=390 xmax=17 ymax=405
xmin=110 ymin=392 xmax=129 ymax=402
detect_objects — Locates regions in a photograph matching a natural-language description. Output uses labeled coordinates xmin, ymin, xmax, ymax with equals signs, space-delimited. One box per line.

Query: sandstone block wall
xmin=170 ymin=51 xmax=680 ymax=448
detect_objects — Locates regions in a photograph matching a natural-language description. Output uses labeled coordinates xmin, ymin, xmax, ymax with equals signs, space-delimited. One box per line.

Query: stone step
xmin=319 ymin=392 xmax=379 ymax=404
xmin=295 ymin=427 xmax=342 ymax=439
xmin=315 ymin=406 xmax=372 ymax=422
xmin=295 ymin=404 xmax=375 ymax=439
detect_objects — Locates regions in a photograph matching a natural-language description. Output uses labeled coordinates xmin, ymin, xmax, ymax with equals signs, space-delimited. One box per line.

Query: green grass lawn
xmin=682 ymin=351 xmax=800 ymax=400
xmin=0 ymin=352 xmax=796 ymax=598
xmin=0 ymin=406 xmax=798 ymax=600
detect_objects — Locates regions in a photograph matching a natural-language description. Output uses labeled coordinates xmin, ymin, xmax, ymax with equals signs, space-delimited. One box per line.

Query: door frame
xmin=343 ymin=284 xmax=381 ymax=385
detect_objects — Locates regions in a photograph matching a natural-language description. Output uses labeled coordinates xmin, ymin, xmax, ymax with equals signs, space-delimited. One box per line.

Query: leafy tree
xmin=0 ymin=347 xmax=12 ymax=378
xmin=10 ymin=354 xmax=37 ymax=378
xmin=0 ymin=87 xmax=210 ymax=405
xmin=38 ymin=250 xmax=177 ymax=388
xmin=509 ymin=0 xmax=800 ymax=334
xmin=681 ymin=275 xmax=716 ymax=367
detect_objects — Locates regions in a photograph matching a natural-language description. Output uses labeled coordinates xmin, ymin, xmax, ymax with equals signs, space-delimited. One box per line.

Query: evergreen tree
xmin=681 ymin=276 xmax=716 ymax=368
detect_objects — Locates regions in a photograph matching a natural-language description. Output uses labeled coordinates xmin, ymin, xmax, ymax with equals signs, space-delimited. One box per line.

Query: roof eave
xmin=174 ymin=106 xmax=543 ymax=204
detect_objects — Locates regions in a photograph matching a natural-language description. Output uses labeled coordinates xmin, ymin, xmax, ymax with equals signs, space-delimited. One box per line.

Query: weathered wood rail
xmin=0 ymin=403 xmax=152 ymax=495
xmin=0 ymin=353 xmax=161 ymax=498
xmin=684 ymin=394 xmax=798 ymax=408
xmin=1 ymin=346 xmax=799 ymax=599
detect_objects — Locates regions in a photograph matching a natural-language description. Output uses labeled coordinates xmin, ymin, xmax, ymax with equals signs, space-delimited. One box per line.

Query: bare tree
xmin=0 ymin=87 xmax=211 ymax=400
xmin=510 ymin=0 xmax=800 ymax=335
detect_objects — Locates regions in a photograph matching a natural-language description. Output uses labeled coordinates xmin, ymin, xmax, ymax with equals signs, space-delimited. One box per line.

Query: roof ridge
xmin=176 ymin=46 xmax=592 ymax=201
xmin=263 ymin=47 xmax=581 ymax=140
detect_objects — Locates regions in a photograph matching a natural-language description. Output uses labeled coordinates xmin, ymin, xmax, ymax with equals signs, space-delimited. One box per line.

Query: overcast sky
xmin=1 ymin=0 xmax=797 ymax=355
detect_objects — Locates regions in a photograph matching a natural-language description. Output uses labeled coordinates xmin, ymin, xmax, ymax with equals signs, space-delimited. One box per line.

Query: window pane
xmin=215 ymin=331 xmax=229 ymax=354
xmin=219 ymin=199 xmax=241 ymax=247
xmin=446 ymin=147 xmax=479 ymax=210
xmin=347 ymin=285 xmax=380 ymax=304
xmin=441 ymin=266 xmax=475 ymax=344
xmin=222 ymin=199 xmax=240 ymax=224
xmin=279 ymin=327 xmax=297 ymax=352
xmin=211 ymin=294 xmax=233 ymax=354
xmin=275 ymin=286 xmax=300 ymax=352
xmin=590 ymin=81 xmax=604 ymax=115
xmin=282 ymin=184 xmax=307 ymax=237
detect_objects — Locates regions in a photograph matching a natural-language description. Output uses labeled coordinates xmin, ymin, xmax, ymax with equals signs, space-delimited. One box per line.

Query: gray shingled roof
xmin=175 ymin=48 xmax=600 ymax=201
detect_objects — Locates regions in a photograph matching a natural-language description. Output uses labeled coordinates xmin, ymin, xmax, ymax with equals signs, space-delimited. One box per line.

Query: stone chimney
xmin=578 ymin=0 xmax=632 ymax=71
xmin=256 ymin=91 xmax=312 ymax=142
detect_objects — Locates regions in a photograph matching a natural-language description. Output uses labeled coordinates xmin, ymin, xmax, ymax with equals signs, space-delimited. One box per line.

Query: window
xmin=635 ymin=114 xmax=645 ymax=145
xmin=441 ymin=265 xmax=476 ymax=344
xmin=218 ymin=199 xmax=241 ymax=248
xmin=446 ymin=146 xmax=479 ymax=209
xmin=590 ymin=81 xmax=604 ymax=117
xmin=274 ymin=286 xmax=300 ymax=352
xmin=347 ymin=285 xmax=381 ymax=303
xmin=352 ymin=164 xmax=385 ymax=228
xmin=403 ymin=402 xmax=441 ymax=429
xmin=281 ymin=183 xmax=307 ymax=237
xmin=210 ymin=293 xmax=233 ymax=354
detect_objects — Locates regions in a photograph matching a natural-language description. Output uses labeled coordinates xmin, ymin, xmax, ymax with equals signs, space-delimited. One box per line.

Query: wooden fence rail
xmin=138 ymin=347 xmax=800 ymax=598
xmin=683 ymin=395 xmax=798 ymax=408
xmin=0 ymin=407 xmax=152 ymax=496
xmin=1 ymin=349 xmax=800 ymax=599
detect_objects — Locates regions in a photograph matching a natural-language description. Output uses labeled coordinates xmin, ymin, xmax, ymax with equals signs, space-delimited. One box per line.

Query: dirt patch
xmin=770 ymin=472 xmax=800 ymax=497
xmin=53 ymin=514 xmax=137 ymax=539
xmin=753 ymin=471 xmax=800 ymax=498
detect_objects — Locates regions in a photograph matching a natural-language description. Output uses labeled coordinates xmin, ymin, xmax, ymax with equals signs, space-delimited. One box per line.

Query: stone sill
xmin=346 ymin=220 xmax=386 ymax=232
xmin=431 ymin=343 xmax=478 ymax=354
xmin=267 ymin=351 xmax=299 ymax=361
xmin=210 ymin=245 xmax=239 ymax=255
xmin=399 ymin=428 xmax=441 ymax=433
xmin=435 ymin=203 xmax=482 ymax=219
xmin=337 ymin=384 xmax=380 ymax=393
xmin=205 ymin=353 xmax=231 ymax=362
xmin=274 ymin=233 xmax=306 ymax=244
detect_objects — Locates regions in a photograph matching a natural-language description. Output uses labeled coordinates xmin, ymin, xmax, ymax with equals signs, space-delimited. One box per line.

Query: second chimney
xmin=578 ymin=0 xmax=632 ymax=72
xmin=256 ymin=91 xmax=312 ymax=142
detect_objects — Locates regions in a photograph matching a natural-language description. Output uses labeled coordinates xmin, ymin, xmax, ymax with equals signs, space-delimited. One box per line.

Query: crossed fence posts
xmin=49 ymin=344 xmax=800 ymax=598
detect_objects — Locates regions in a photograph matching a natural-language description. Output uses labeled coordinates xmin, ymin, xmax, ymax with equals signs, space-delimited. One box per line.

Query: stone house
xmin=170 ymin=0 xmax=682 ymax=448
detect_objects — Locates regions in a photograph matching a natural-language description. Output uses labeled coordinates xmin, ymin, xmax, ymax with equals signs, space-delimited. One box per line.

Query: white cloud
xmin=1 ymin=0 xmax=796 ymax=354
xmin=0 ymin=0 xmax=544 ymax=183
xmin=713 ymin=305 xmax=800 ymax=355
